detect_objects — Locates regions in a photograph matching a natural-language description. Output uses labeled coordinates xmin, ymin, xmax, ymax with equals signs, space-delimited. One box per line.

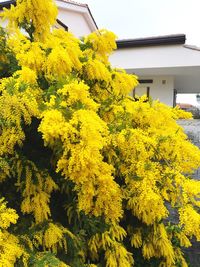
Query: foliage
xmin=0 ymin=0 xmax=199 ymax=266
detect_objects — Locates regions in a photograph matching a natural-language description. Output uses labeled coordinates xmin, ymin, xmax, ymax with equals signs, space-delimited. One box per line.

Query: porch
xmin=110 ymin=34 xmax=200 ymax=106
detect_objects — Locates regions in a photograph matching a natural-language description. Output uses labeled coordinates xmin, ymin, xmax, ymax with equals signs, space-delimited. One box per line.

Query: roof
xmin=58 ymin=0 xmax=88 ymax=8
xmin=184 ymin=44 xmax=200 ymax=52
xmin=116 ymin=34 xmax=186 ymax=49
xmin=0 ymin=0 xmax=88 ymax=9
xmin=177 ymin=103 xmax=195 ymax=109
xmin=0 ymin=0 xmax=15 ymax=10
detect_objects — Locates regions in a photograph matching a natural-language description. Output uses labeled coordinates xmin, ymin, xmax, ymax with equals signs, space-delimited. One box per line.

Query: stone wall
xmin=177 ymin=119 xmax=200 ymax=266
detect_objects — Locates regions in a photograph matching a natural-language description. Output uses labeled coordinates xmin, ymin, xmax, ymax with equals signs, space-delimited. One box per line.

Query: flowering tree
xmin=0 ymin=0 xmax=200 ymax=266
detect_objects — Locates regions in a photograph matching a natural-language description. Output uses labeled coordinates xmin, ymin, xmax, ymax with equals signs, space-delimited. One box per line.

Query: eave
xmin=116 ymin=34 xmax=186 ymax=48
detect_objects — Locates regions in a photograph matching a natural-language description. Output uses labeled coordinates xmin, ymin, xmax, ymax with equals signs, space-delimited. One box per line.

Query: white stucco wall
xmin=133 ymin=76 xmax=174 ymax=106
xmin=110 ymin=45 xmax=200 ymax=70
xmin=56 ymin=0 xmax=97 ymax=37
xmin=109 ymin=44 xmax=200 ymax=99
xmin=0 ymin=13 xmax=91 ymax=38
xmin=57 ymin=8 xmax=91 ymax=37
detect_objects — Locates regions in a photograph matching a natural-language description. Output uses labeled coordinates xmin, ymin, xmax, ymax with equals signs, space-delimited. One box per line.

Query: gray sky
xmin=1 ymin=0 xmax=199 ymax=45
xmin=86 ymin=0 xmax=200 ymax=46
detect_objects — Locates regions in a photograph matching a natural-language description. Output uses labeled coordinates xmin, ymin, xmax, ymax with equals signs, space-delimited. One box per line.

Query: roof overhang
xmin=116 ymin=34 xmax=186 ymax=48
xmin=111 ymin=42 xmax=200 ymax=70
xmin=0 ymin=0 xmax=15 ymax=10
xmin=125 ymin=66 xmax=200 ymax=94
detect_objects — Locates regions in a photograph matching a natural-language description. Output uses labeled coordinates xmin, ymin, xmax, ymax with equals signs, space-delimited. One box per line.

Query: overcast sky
xmin=1 ymin=0 xmax=199 ymax=45
xmin=85 ymin=0 xmax=200 ymax=46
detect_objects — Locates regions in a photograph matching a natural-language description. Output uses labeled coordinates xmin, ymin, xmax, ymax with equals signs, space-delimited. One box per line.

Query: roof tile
xmin=57 ymin=0 xmax=88 ymax=8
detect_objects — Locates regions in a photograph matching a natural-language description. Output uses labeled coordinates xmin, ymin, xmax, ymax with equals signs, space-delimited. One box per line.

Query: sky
xmin=1 ymin=0 xmax=200 ymax=45
xmin=176 ymin=94 xmax=199 ymax=106
xmin=85 ymin=0 xmax=200 ymax=46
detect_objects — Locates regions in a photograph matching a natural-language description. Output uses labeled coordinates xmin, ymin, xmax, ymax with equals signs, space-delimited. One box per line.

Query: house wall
xmin=109 ymin=44 xmax=200 ymax=104
xmin=57 ymin=8 xmax=91 ymax=37
xmin=133 ymin=76 xmax=174 ymax=106
xmin=0 ymin=12 xmax=91 ymax=37
xmin=110 ymin=45 xmax=200 ymax=70
xmin=56 ymin=0 xmax=97 ymax=37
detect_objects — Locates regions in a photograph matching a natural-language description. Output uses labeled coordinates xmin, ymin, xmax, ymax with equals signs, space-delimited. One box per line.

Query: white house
xmin=0 ymin=0 xmax=98 ymax=37
xmin=110 ymin=35 xmax=200 ymax=106
xmin=55 ymin=0 xmax=97 ymax=37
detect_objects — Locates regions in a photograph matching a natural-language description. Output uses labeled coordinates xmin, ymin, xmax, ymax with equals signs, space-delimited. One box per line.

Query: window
xmin=133 ymin=86 xmax=150 ymax=98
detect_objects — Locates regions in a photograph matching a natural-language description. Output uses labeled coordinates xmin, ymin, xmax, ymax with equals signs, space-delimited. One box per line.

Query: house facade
xmin=55 ymin=0 xmax=97 ymax=37
xmin=110 ymin=34 xmax=200 ymax=106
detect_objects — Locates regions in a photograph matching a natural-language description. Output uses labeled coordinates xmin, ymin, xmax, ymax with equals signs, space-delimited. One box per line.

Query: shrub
xmin=0 ymin=1 xmax=199 ymax=266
